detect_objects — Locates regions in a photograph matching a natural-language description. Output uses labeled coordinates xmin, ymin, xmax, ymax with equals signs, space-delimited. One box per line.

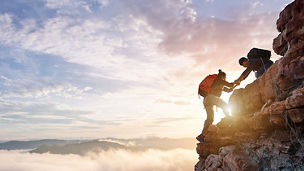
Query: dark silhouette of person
xmin=196 ymin=70 xmax=234 ymax=142
xmin=234 ymin=56 xmax=273 ymax=85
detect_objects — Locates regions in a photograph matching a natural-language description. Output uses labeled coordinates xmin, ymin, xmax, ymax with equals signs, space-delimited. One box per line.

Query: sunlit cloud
xmin=0 ymin=149 xmax=196 ymax=171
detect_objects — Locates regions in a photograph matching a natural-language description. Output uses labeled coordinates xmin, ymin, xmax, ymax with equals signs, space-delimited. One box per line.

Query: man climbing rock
xmin=197 ymin=70 xmax=235 ymax=142
xmin=234 ymin=48 xmax=273 ymax=85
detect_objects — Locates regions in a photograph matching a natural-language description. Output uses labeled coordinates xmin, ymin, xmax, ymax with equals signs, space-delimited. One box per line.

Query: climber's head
xmin=239 ymin=57 xmax=249 ymax=68
xmin=218 ymin=69 xmax=226 ymax=80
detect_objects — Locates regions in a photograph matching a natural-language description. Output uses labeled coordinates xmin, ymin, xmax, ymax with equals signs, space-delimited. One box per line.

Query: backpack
xmin=198 ymin=74 xmax=217 ymax=97
xmin=247 ymin=48 xmax=271 ymax=60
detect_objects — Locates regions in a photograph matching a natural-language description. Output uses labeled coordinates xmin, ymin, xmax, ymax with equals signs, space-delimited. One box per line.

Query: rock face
xmin=195 ymin=1 xmax=304 ymax=170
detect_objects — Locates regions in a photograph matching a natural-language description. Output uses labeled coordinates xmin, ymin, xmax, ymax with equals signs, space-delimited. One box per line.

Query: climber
xmin=196 ymin=69 xmax=235 ymax=142
xmin=234 ymin=48 xmax=274 ymax=85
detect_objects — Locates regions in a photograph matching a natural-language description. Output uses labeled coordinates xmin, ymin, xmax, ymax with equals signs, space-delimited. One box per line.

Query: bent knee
xmin=205 ymin=117 xmax=214 ymax=124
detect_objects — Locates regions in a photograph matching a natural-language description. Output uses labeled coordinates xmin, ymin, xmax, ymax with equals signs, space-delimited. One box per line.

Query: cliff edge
xmin=195 ymin=0 xmax=304 ymax=170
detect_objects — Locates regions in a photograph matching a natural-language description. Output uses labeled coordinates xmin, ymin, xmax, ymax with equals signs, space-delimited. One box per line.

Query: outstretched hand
xmin=226 ymin=84 xmax=237 ymax=93
xmin=233 ymin=80 xmax=241 ymax=86
xmin=232 ymin=84 xmax=238 ymax=89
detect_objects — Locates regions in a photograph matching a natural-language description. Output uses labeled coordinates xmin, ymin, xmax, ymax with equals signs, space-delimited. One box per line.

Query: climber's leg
xmin=197 ymin=95 xmax=215 ymax=142
xmin=202 ymin=95 xmax=215 ymax=135
xmin=208 ymin=94 xmax=230 ymax=117
xmin=197 ymin=107 xmax=214 ymax=142
xmin=202 ymin=106 xmax=214 ymax=135
xmin=256 ymin=60 xmax=274 ymax=78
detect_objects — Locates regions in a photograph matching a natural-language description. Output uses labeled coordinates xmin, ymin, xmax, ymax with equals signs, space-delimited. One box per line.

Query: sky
xmin=0 ymin=0 xmax=293 ymax=140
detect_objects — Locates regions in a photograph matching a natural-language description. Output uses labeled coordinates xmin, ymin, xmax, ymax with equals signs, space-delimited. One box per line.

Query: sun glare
xmin=213 ymin=92 xmax=232 ymax=124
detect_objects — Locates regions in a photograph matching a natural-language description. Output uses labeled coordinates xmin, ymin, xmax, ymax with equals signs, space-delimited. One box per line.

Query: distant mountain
xmin=31 ymin=137 xmax=197 ymax=155
xmin=101 ymin=137 xmax=196 ymax=150
xmin=0 ymin=137 xmax=196 ymax=155
xmin=0 ymin=139 xmax=83 ymax=150
xmin=31 ymin=140 xmax=128 ymax=155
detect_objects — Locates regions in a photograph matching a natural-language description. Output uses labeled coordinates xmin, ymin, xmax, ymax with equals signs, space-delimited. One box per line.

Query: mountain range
xmin=0 ymin=137 xmax=196 ymax=155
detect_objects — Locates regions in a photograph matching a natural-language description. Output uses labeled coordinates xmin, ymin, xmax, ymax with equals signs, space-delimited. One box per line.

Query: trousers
xmin=202 ymin=94 xmax=230 ymax=135
xmin=255 ymin=60 xmax=273 ymax=78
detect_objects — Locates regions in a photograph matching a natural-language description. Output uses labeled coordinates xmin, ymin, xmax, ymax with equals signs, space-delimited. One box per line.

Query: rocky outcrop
xmin=195 ymin=0 xmax=304 ymax=170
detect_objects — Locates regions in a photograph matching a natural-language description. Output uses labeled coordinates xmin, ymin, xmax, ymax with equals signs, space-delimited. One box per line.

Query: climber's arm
xmin=234 ymin=68 xmax=253 ymax=85
xmin=218 ymin=79 xmax=234 ymax=88
xmin=223 ymin=87 xmax=234 ymax=93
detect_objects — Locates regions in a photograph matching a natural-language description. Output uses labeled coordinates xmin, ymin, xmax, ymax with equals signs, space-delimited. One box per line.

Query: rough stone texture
xmin=220 ymin=146 xmax=258 ymax=171
xmin=204 ymin=154 xmax=222 ymax=170
xmin=288 ymin=108 xmax=304 ymax=123
xmin=195 ymin=128 xmax=304 ymax=171
xmin=195 ymin=1 xmax=304 ymax=170
xmin=285 ymin=87 xmax=304 ymax=109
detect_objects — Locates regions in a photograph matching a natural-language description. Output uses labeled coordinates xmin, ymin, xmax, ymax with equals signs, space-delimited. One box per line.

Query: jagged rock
xmin=285 ymin=87 xmax=304 ymax=109
xmin=194 ymin=160 xmax=205 ymax=171
xmin=269 ymin=114 xmax=285 ymax=126
xmin=288 ymin=108 xmax=304 ymax=123
xmin=273 ymin=33 xmax=288 ymax=56
xmin=277 ymin=56 xmax=304 ymax=95
xmin=276 ymin=2 xmax=293 ymax=32
xmin=196 ymin=129 xmax=304 ymax=171
xmin=197 ymin=142 xmax=219 ymax=158
xmin=204 ymin=154 xmax=222 ymax=170
xmin=269 ymin=101 xmax=285 ymax=115
xmin=234 ymin=132 xmax=259 ymax=143
xmin=221 ymin=146 xmax=258 ymax=171
xmin=195 ymin=1 xmax=304 ymax=170
xmin=246 ymin=113 xmax=270 ymax=130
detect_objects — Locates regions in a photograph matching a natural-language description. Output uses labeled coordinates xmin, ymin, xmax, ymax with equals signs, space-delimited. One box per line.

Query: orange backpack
xmin=198 ymin=74 xmax=217 ymax=97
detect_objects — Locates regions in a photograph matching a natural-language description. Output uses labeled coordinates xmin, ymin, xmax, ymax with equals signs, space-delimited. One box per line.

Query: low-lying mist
xmin=0 ymin=149 xmax=197 ymax=171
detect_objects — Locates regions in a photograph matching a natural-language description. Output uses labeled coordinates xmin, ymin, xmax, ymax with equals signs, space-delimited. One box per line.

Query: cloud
xmin=155 ymin=98 xmax=192 ymax=106
xmin=0 ymin=149 xmax=196 ymax=171
xmin=153 ymin=117 xmax=197 ymax=124
xmin=0 ymin=0 xmax=293 ymax=139
xmin=0 ymin=12 xmax=179 ymax=84
xmin=0 ymin=82 xmax=93 ymax=99
xmin=111 ymin=0 xmax=282 ymax=80
xmin=45 ymin=0 xmax=77 ymax=9
xmin=97 ymin=0 xmax=111 ymax=7
xmin=0 ymin=0 xmax=277 ymax=88
xmin=158 ymin=13 xmax=278 ymax=64
xmin=252 ymin=1 xmax=264 ymax=8
xmin=45 ymin=0 xmax=94 ymax=13
xmin=0 ymin=99 xmax=119 ymax=138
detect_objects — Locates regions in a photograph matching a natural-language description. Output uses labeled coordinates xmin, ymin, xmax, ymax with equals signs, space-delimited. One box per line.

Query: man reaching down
xmin=234 ymin=48 xmax=273 ymax=85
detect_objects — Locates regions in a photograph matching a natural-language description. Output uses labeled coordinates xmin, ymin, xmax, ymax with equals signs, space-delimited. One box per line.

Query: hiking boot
xmin=196 ymin=135 xmax=206 ymax=143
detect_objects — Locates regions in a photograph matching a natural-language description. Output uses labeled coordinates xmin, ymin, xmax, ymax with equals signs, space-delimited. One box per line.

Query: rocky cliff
xmin=195 ymin=0 xmax=304 ymax=170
